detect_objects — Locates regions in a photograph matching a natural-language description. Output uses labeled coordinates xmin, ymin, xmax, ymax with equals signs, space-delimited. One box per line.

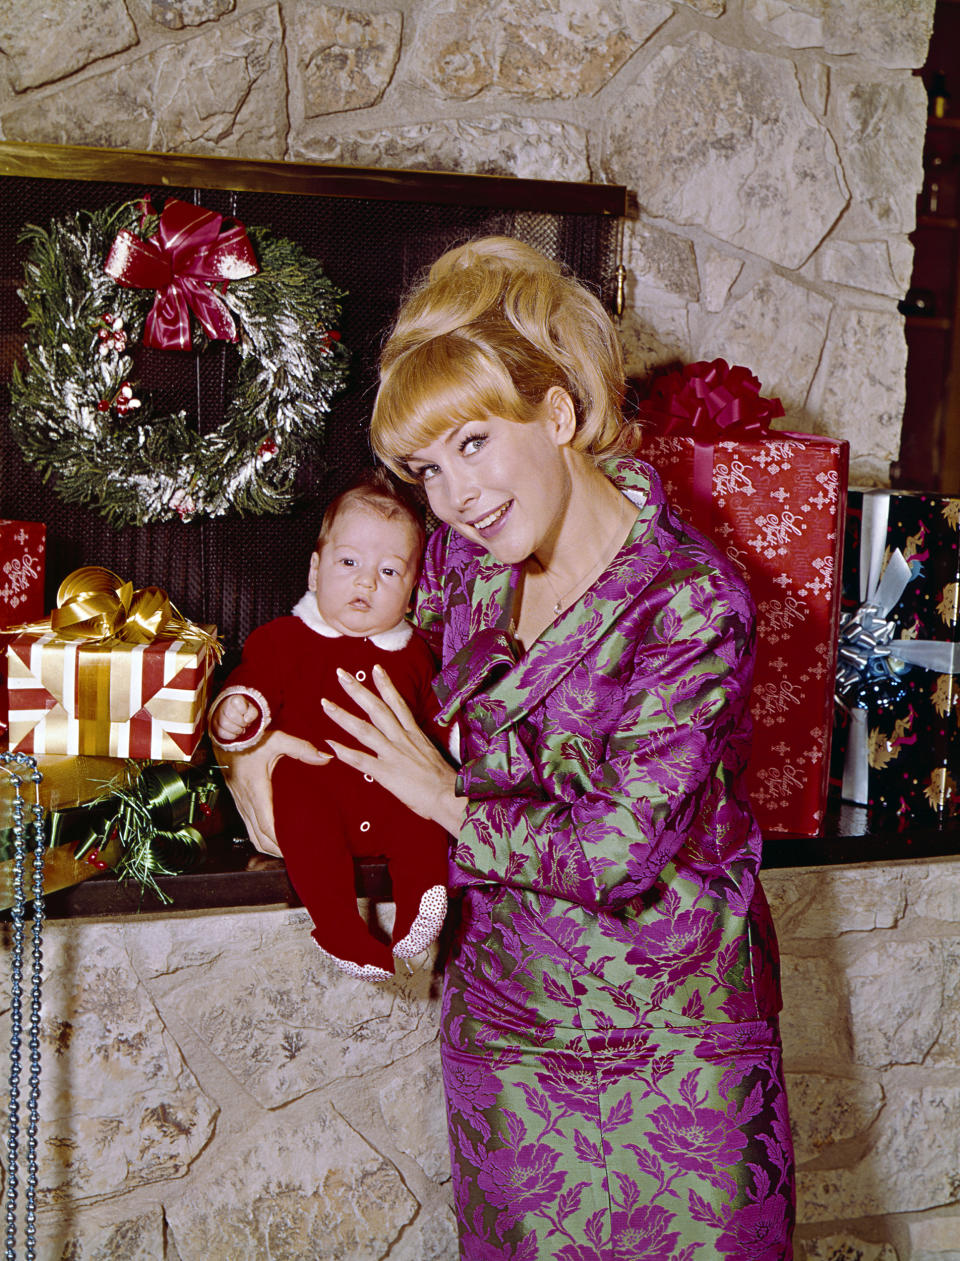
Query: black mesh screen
xmin=0 ymin=173 xmax=619 ymax=676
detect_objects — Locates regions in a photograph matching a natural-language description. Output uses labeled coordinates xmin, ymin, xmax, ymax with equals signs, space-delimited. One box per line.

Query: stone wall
xmin=0 ymin=0 xmax=936 ymax=485
xmin=1 ymin=860 xmax=959 ymax=1260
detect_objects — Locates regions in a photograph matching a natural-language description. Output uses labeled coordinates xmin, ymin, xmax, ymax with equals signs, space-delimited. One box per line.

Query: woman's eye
xmin=419 ymin=464 xmax=439 ymax=482
xmin=460 ymin=432 xmax=487 ymax=456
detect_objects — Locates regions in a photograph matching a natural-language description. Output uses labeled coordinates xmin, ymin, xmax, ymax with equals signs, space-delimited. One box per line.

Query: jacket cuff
xmin=208 ymin=685 xmax=271 ymax=751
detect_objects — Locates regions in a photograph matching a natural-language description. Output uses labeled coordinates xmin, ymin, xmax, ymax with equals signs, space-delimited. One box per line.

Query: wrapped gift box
xmin=0 ymin=754 xmax=131 ymax=909
xmin=633 ymin=361 xmax=848 ymax=836
xmin=834 ymin=489 xmax=960 ymax=820
xmin=5 ymin=629 xmax=216 ymax=761
xmin=0 ymin=519 xmax=45 ymax=627
xmin=0 ymin=519 xmax=45 ymax=740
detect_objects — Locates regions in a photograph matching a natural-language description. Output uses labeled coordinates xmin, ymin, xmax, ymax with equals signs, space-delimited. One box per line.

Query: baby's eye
xmin=381 ymin=566 xmax=398 ymax=577
xmin=339 ymin=557 xmax=356 ymax=567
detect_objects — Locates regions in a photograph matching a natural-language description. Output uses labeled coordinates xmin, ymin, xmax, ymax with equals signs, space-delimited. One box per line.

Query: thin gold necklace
xmin=539 ymin=508 xmax=634 ymax=616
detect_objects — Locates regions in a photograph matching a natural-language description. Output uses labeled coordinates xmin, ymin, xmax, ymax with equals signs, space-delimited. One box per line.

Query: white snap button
xmin=355 ymin=670 xmax=366 ymax=682
xmin=364 ymin=774 xmax=374 ymax=783
xmin=360 ymin=821 xmax=371 ymax=832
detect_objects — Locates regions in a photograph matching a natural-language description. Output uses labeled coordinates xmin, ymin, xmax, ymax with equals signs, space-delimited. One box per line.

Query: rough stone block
xmin=800 ymin=1233 xmax=898 ymax=1261
xmin=605 ymin=31 xmax=848 ymax=269
xmin=407 ymin=0 xmax=671 ymax=100
xmin=149 ymin=0 xmax=235 ymax=29
xmin=811 ymin=304 xmax=906 ymax=486
xmin=833 ymin=78 xmax=928 ymax=235
xmin=0 ymin=923 xmax=218 ymax=1207
xmin=696 ymin=273 xmax=831 ymax=414
xmin=0 ymin=0 xmax=137 ymax=92
xmin=778 ymin=955 xmax=852 ymax=1064
xmin=786 ymin=1072 xmax=884 ymax=1163
xmin=292 ymin=114 xmax=591 ymax=181
xmin=125 ymin=909 xmax=441 ymax=1109
xmin=1 ymin=6 xmax=286 ymax=158
xmin=904 ymin=859 xmax=960 ymax=924
xmin=798 ymin=1083 xmax=960 ymax=1218
xmin=378 ymin=1056 xmax=450 ymax=1182
xmin=295 ymin=4 xmax=402 ymax=116
xmin=625 ymin=219 xmax=700 ymax=303
xmin=164 ymin=1104 xmax=418 ymax=1260
xmin=764 ymin=866 xmax=907 ymax=939
xmin=847 ymin=940 xmax=945 ymax=1068
xmin=37 ymin=1209 xmax=166 ymax=1261
xmin=908 ymin=1214 xmax=960 ymax=1260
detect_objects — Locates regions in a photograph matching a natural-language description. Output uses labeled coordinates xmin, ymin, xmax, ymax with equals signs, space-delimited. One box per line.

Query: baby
xmin=209 ymin=470 xmax=450 ymax=981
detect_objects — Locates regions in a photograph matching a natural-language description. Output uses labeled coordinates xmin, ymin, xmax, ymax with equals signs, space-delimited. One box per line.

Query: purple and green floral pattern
xmin=417 ymin=458 xmax=795 ymax=1259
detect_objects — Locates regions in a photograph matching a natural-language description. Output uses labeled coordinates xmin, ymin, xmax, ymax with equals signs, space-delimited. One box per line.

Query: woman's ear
xmin=542 ymin=386 xmax=578 ymax=445
xmin=308 ymin=550 xmax=320 ymax=592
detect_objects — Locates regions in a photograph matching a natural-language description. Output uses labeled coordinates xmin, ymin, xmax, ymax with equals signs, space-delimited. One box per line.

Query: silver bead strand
xmin=2 ymin=753 xmax=44 ymax=1261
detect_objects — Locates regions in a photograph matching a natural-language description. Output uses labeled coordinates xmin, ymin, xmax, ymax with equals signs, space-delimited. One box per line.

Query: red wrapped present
xmin=4 ymin=567 xmax=219 ymax=761
xmin=0 ymin=519 xmax=45 ymax=741
xmin=0 ymin=519 xmax=45 ymax=627
xmin=634 ymin=358 xmax=849 ymax=837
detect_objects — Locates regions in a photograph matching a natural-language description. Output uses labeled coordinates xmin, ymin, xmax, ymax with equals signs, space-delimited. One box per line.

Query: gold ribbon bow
xmin=10 ymin=567 xmax=221 ymax=659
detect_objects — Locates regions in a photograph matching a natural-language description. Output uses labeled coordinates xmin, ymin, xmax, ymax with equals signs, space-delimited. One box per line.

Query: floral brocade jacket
xmin=415 ymin=457 xmax=783 ymax=1042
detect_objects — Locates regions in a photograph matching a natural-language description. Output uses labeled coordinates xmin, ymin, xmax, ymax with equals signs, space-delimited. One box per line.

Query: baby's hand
xmin=211 ymin=693 xmax=261 ymax=742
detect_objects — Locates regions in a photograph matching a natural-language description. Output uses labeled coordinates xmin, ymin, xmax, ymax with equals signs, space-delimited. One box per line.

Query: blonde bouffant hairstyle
xmin=370 ymin=236 xmax=626 ymax=479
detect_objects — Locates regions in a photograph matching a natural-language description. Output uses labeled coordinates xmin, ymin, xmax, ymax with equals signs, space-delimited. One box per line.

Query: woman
xmin=225 ymin=237 xmax=795 ymax=1259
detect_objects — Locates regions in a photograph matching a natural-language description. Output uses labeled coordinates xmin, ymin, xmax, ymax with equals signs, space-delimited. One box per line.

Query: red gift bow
xmin=638 ymin=359 xmax=786 ymax=532
xmin=644 ymin=358 xmax=785 ymax=440
xmin=103 ymin=198 xmax=259 ymax=350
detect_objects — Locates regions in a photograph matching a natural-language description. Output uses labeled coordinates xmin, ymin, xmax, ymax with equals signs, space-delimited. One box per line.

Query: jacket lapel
xmin=435 ymin=458 xmax=673 ymax=730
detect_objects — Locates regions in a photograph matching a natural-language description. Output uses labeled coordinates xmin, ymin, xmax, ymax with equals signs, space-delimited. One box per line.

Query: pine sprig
xmin=8 ymin=200 xmax=350 ymax=526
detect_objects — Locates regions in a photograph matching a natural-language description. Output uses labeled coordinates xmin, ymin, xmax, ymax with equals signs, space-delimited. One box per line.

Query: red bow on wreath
xmin=104 ymin=198 xmax=259 ymax=351
xmin=643 ymin=358 xmax=785 ymax=440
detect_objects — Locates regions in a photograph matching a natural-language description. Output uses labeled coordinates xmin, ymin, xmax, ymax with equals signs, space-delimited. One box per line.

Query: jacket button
xmin=364 ymin=774 xmax=374 ymax=783
xmin=360 ymin=821 xmax=371 ymax=832
xmin=355 ymin=670 xmax=366 ymax=682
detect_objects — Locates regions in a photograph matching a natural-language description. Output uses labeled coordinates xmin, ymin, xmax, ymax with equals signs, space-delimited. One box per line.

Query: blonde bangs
xmin=371 ymin=335 xmax=530 ymax=479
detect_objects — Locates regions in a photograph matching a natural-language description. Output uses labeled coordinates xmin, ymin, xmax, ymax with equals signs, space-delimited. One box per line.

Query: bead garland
xmin=2 ymin=753 xmax=45 ymax=1261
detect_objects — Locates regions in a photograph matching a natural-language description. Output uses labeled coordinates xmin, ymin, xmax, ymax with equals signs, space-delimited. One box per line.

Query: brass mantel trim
xmin=0 ymin=141 xmax=632 ymax=217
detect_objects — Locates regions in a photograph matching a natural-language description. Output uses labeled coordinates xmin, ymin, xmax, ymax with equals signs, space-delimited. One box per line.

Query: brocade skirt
xmin=440 ymin=1011 xmax=795 ymax=1260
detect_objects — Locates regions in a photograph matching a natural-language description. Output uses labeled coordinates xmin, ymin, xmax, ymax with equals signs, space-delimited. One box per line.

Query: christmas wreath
xmin=8 ymin=197 xmax=350 ymax=526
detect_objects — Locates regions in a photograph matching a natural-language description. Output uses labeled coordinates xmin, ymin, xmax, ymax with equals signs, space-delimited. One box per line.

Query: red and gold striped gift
xmin=3 ymin=567 xmax=219 ymax=762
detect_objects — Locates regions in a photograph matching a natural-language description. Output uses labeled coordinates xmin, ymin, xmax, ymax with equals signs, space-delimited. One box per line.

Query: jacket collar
xmin=291 ymin=592 xmax=413 ymax=651
xmin=435 ymin=457 xmax=672 ymax=729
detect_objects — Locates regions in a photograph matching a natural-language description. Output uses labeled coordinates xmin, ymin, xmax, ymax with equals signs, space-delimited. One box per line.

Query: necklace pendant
xmin=554 ymin=600 xmax=562 ymax=616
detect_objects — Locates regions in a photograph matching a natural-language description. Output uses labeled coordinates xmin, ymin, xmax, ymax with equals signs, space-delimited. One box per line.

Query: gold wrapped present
xmin=4 ymin=567 xmax=219 ymax=761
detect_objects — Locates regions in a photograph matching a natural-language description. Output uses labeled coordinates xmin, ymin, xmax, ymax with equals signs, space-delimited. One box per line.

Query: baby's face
xmin=308 ymin=503 xmax=420 ymax=637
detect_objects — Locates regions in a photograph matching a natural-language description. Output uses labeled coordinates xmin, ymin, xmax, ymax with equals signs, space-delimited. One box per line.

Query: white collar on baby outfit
xmin=291 ymin=592 xmax=413 ymax=651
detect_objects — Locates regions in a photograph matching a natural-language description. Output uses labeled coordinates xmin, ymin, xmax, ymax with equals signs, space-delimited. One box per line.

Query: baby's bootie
xmin=393 ymin=885 xmax=448 ymax=959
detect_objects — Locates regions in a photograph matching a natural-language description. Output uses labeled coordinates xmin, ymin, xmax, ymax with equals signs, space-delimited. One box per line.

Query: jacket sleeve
xmin=451 ymin=573 xmax=757 ymax=912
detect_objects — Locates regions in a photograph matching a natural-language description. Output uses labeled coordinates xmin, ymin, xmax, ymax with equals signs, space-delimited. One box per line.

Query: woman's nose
xmin=445 ymin=466 xmax=479 ymax=511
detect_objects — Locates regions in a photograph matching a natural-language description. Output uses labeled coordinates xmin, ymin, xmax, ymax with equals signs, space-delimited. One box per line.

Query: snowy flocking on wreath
xmin=8 ymin=196 xmax=349 ymax=526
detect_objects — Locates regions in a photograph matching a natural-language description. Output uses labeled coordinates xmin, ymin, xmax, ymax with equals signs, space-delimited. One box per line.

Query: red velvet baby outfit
xmin=214 ymin=593 xmax=450 ymax=980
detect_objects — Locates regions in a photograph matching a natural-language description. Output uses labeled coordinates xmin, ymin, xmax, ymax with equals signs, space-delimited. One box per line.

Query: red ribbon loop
xmin=643 ymin=358 xmax=785 ymax=441
xmin=104 ymin=199 xmax=259 ymax=350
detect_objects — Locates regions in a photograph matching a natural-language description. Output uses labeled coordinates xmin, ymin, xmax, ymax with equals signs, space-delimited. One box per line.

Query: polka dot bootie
xmin=392 ymin=885 xmax=448 ymax=959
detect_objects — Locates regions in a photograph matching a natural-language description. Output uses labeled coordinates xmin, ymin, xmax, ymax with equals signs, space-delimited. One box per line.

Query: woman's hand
xmin=217 ymin=730 xmax=329 ymax=856
xmin=322 ymin=665 xmax=466 ymax=836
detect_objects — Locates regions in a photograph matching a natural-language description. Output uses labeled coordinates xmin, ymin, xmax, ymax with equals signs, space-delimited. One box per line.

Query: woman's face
xmin=404 ymin=393 xmax=575 ymax=565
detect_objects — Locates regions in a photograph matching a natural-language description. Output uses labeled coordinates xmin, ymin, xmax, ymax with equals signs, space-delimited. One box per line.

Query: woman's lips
xmin=471 ymin=501 xmax=512 ymax=538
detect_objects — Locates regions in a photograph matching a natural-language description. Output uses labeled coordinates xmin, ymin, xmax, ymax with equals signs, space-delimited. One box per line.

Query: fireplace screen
xmin=0 ymin=144 xmax=627 ymax=666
